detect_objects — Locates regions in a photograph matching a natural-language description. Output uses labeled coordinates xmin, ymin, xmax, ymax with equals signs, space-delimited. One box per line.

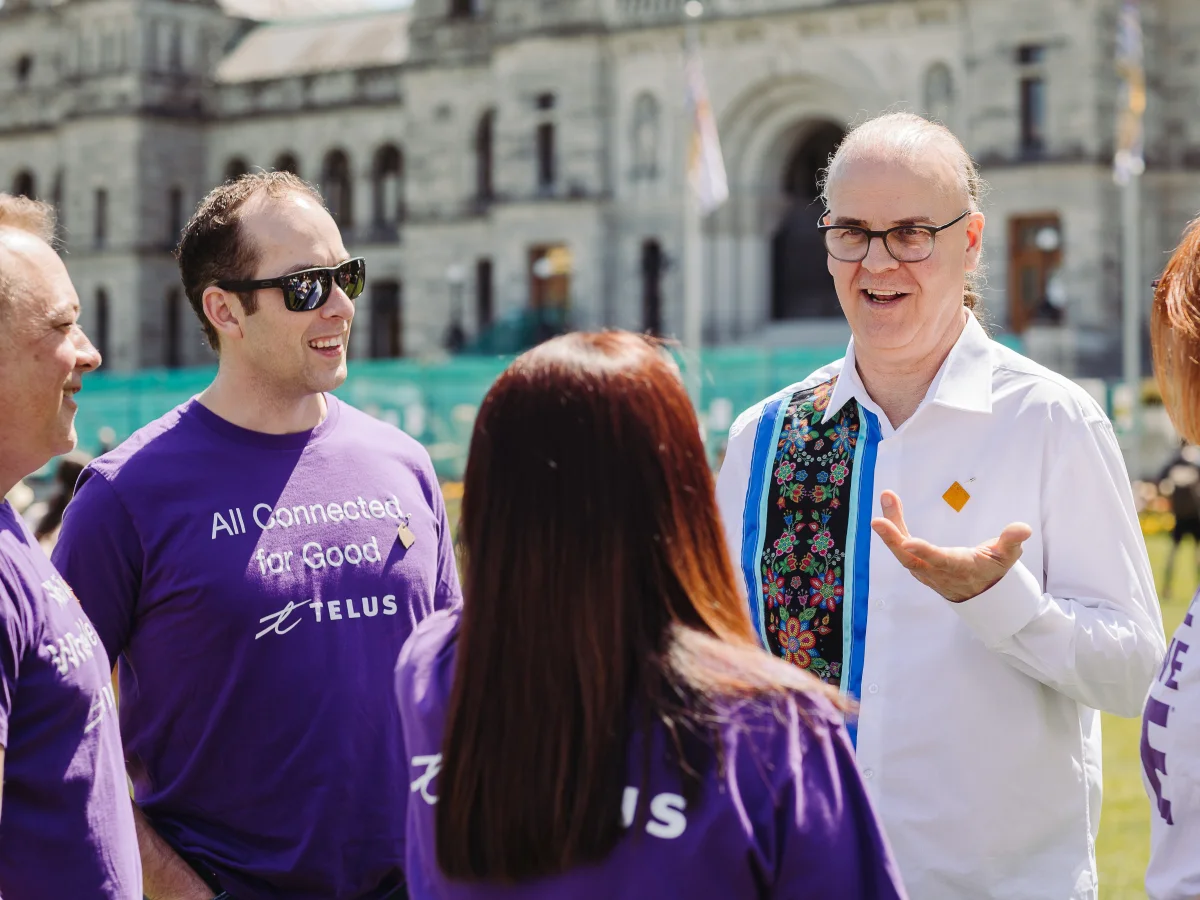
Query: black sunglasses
xmin=217 ymin=258 xmax=366 ymax=312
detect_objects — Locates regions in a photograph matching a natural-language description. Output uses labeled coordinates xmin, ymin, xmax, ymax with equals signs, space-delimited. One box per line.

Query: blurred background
xmin=3 ymin=0 xmax=1199 ymax=480
xmin=3 ymin=0 xmax=1198 ymax=894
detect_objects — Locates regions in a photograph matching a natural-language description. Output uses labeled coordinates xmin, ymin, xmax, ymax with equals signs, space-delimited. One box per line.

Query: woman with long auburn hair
xmin=396 ymin=331 xmax=905 ymax=898
xmin=1142 ymin=219 xmax=1200 ymax=900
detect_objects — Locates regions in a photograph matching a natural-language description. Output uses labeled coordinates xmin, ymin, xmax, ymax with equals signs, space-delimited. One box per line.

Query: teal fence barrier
xmin=69 ymin=336 xmax=1024 ymax=480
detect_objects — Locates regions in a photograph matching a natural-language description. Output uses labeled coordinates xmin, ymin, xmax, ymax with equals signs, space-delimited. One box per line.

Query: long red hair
xmin=438 ymin=331 xmax=836 ymax=881
xmin=1153 ymin=216 xmax=1200 ymax=443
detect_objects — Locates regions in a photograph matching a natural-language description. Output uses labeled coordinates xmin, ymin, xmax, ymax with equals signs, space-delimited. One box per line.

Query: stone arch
xmin=704 ymin=67 xmax=886 ymax=336
xmin=770 ymin=121 xmax=846 ymax=320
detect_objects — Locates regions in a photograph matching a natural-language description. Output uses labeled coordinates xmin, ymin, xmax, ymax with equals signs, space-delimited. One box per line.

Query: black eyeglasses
xmin=817 ymin=210 xmax=971 ymax=263
xmin=217 ymin=258 xmax=366 ymax=312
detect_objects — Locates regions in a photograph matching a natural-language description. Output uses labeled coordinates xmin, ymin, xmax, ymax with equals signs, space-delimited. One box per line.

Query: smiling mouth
xmin=861 ymin=289 xmax=909 ymax=304
xmin=308 ymin=336 xmax=344 ymax=352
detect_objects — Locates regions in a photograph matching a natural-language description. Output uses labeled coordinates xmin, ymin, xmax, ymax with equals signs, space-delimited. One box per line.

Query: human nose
xmin=321 ymin=283 xmax=356 ymax=321
xmin=860 ymin=234 xmax=900 ymax=274
xmin=74 ymin=327 xmax=102 ymax=372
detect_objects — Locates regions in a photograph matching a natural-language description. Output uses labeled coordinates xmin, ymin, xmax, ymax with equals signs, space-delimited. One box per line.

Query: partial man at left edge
xmin=0 ymin=192 xmax=142 ymax=898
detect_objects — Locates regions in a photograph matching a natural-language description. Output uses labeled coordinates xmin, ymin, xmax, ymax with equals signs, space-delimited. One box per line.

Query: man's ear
xmin=202 ymin=286 xmax=246 ymax=344
xmin=964 ymin=211 xmax=986 ymax=271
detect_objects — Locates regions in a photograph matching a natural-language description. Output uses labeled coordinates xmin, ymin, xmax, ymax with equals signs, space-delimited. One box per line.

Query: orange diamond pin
xmin=943 ymin=481 xmax=970 ymax=512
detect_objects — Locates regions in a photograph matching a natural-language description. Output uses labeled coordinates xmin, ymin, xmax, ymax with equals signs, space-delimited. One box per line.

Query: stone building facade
xmin=1 ymin=0 xmax=1198 ymax=374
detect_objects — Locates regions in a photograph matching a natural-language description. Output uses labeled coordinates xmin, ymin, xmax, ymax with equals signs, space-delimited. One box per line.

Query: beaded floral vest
xmin=754 ymin=377 xmax=862 ymax=685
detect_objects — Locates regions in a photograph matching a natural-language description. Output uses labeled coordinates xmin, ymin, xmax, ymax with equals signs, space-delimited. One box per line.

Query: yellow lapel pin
xmin=943 ymin=481 xmax=971 ymax=512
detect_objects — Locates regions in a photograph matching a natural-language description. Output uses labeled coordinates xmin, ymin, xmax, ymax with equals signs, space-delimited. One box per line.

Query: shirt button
xmin=868 ymin=683 xmax=879 ymax=694
xmin=863 ymin=768 xmax=875 ymax=779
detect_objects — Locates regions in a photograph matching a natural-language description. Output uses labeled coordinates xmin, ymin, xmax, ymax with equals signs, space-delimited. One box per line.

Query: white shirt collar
xmin=821 ymin=312 xmax=995 ymax=424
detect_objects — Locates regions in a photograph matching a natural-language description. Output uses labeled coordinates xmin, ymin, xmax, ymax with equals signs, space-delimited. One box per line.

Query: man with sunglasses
xmin=53 ymin=172 xmax=461 ymax=899
xmin=717 ymin=113 xmax=1163 ymax=898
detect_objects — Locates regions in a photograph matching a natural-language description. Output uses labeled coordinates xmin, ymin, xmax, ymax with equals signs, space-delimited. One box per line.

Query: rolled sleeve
xmin=953 ymin=560 xmax=1044 ymax=647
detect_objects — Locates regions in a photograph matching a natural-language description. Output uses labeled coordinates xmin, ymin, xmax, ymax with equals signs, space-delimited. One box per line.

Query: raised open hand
xmin=870 ymin=490 xmax=1033 ymax=603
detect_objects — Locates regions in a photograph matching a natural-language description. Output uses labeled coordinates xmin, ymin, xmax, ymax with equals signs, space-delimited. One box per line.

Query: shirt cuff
xmin=951 ymin=560 xmax=1044 ymax=647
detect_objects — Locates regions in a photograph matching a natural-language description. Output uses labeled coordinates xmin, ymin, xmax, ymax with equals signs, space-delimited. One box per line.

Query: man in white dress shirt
xmin=716 ymin=112 xmax=1166 ymax=900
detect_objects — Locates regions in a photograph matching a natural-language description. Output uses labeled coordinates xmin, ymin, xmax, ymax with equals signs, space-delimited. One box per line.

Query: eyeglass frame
xmin=216 ymin=257 xmax=367 ymax=312
xmin=816 ymin=209 xmax=972 ymax=263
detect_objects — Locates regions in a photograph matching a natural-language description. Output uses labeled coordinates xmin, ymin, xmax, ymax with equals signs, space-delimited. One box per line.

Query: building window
xmin=273 ymin=152 xmax=300 ymax=176
xmin=537 ymin=123 xmax=556 ymax=192
xmin=166 ymin=186 xmax=183 ymax=246
xmin=529 ymin=245 xmax=571 ymax=310
xmin=1007 ymin=214 xmax=1064 ymax=333
xmin=322 ymin=149 xmax=353 ymax=228
xmin=923 ymin=63 xmax=954 ymax=126
xmin=1016 ymin=44 xmax=1045 ymax=65
xmin=536 ymin=92 xmax=556 ymax=111
xmin=1019 ymin=77 xmax=1046 ymax=156
xmin=15 ymin=55 xmax=33 ymax=88
xmin=168 ymin=23 xmax=183 ymax=72
xmin=94 ymin=188 xmax=108 ymax=249
xmin=165 ymin=290 xmax=183 ymax=368
xmin=475 ymin=109 xmax=495 ymax=203
xmin=224 ymin=157 xmax=249 ymax=182
xmin=146 ymin=20 xmax=161 ymax=72
xmin=370 ymin=280 xmax=402 ymax=358
xmin=641 ymin=239 xmax=664 ymax=335
xmin=94 ymin=288 xmax=110 ymax=360
xmin=476 ymin=258 xmax=493 ymax=330
xmin=631 ymin=93 xmax=660 ymax=182
xmin=372 ymin=144 xmax=404 ymax=230
xmin=449 ymin=0 xmax=478 ymax=18
xmin=11 ymin=170 xmax=35 ymax=200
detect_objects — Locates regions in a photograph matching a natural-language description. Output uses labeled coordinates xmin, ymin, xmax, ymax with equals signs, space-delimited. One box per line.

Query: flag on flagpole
xmin=1114 ymin=0 xmax=1146 ymax=185
xmin=685 ymin=48 xmax=729 ymax=216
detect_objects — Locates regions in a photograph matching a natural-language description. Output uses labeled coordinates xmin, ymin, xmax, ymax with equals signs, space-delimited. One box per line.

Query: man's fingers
xmin=998 ymin=522 xmax=1033 ymax=547
xmin=879 ymin=490 xmax=910 ymax=538
xmin=991 ymin=522 xmax=1033 ymax=561
xmin=871 ymin=518 xmax=923 ymax=568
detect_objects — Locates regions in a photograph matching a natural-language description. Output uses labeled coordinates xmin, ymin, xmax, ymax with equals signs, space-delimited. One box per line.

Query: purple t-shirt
xmin=396 ymin=608 xmax=907 ymax=899
xmin=53 ymin=396 xmax=461 ymax=899
xmin=0 ymin=501 xmax=141 ymax=898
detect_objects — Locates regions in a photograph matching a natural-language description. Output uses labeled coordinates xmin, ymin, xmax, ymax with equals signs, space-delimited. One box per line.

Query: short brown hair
xmin=1152 ymin=215 xmax=1200 ymax=442
xmin=175 ymin=171 xmax=325 ymax=351
xmin=0 ymin=193 xmax=57 ymax=313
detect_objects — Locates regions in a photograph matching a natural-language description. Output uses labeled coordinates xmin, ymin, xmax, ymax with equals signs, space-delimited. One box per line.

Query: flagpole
xmin=1115 ymin=0 xmax=1146 ymax=479
xmin=1121 ymin=171 xmax=1143 ymax=479
xmin=682 ymin=1 xmax=704 ymax=409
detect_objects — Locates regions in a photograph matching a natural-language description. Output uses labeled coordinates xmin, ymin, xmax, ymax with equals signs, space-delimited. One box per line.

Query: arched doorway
xmin=770 ymin=122 xmax=845 ymax=320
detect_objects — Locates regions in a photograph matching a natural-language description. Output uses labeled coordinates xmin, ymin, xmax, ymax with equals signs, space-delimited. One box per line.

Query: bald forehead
xmin=828 ymin=143 xmax=968 ymax=206
xmin=0 ymin=226 xmax=76 ymax=324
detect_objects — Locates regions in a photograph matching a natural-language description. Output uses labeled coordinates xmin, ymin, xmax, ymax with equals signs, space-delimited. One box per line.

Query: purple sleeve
xmin=50 ymin=470 xmax=142 ymax=665
xmin=0 ymin=573 xmax=29 ymax=750
xmin=772 ymin=700 xmax=907 ymax=899
xmin=428 ymin=474 xmax=461 ymax=612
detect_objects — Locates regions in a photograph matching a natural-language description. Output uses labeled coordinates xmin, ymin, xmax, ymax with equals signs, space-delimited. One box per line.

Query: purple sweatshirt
xmin=397 ymin=607 xmax=908 ymax=899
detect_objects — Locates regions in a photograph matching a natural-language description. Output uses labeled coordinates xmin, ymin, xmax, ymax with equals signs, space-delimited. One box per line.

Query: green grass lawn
xmin=1098 ymin=532 xmax=1193 ymax=899
xmin=443 ymin=486 xmax=1187 ymax=897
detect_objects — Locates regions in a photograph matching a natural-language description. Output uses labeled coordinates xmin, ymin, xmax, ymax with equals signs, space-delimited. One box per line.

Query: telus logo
xmin=410 ymin=754 xmax=689 ymax=839
xmin=621 ymin=787 xmax=688 ymax=839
